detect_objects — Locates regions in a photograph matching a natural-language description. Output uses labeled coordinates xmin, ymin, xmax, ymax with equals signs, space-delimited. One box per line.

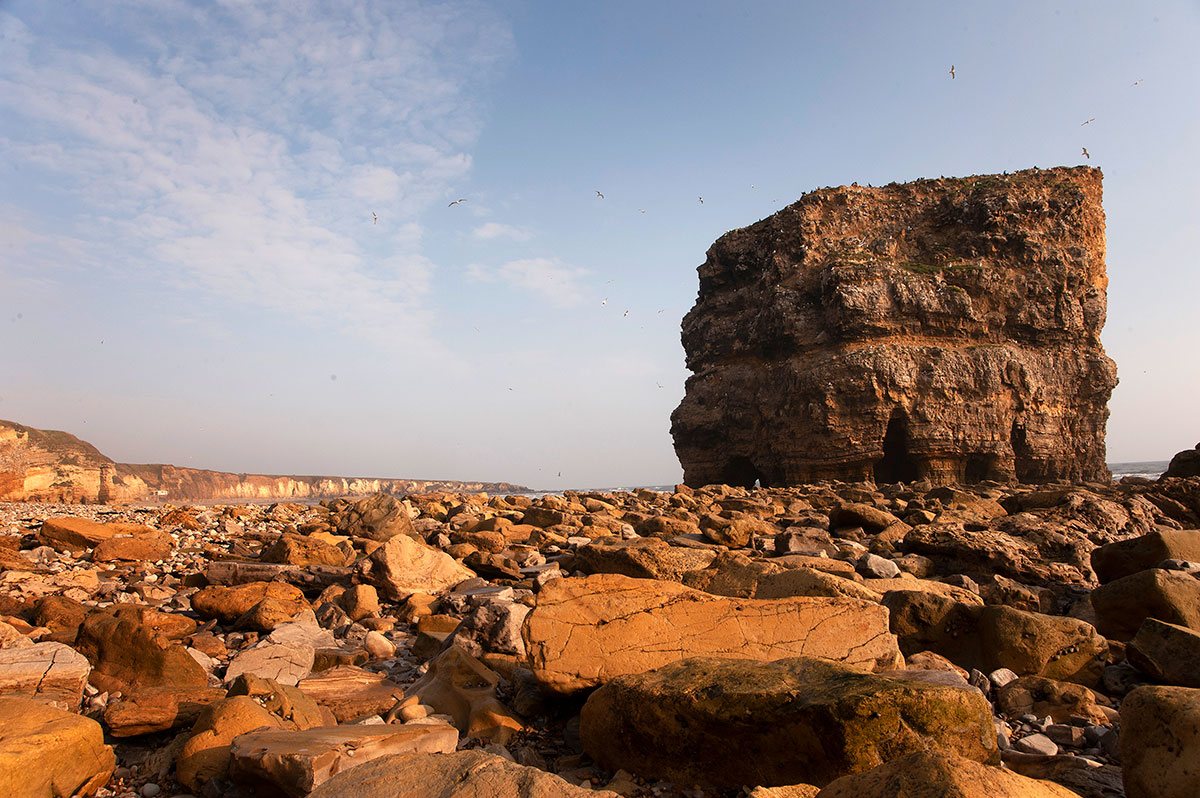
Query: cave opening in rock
xmin=723 ymin=456 xmax=767 ymax=488
xmin=1011 ymin=419 xmax=1039 ymax=482
xmin=964 ymin=453 xmax=996 ymax=483
xmin=874 ymin=412 xmax=920 ymax=484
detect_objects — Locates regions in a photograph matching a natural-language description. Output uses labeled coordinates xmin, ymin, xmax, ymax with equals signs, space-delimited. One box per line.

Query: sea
xmin=1108 ymin=460 xmax=1170 ymax=481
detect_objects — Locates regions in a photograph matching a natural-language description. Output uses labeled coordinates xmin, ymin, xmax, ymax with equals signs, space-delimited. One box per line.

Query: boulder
xmin=523 ymin=574 xmax=902 ymax=695
xmin=191 ymin=581 xmax=309 ymax=624
xmin=571 ymin=536 xmax=717 ymax=581
xmin=681 ymin=551 xmax=779 ymax=597
xmin=0 ymin=641 xmax=91 ymax=710
xmin=74 ymin=609 xmax=208 ymax=693
xmin=755 ymin=568 xmax=882 ymax=602
xmin=224 ymin=618 xmax=332 ymax=687
xmin=92 ymin=529 xmax=174 ymax=562
xmin=1164 ymin=444 xmax=1200 ymax=478
xmin=1127 ymin=618 xmax=1200 ymax=687
xmin=307 ymin=750 xmax=619 ymax=798
xmin=230 ymin=724 xmax=459 ymax=797
xmin=177 ymin=695 xmax=286 ymax=791
xmin=406 ymin=646 xmax=523 ymax=744
xmin=581 ymin=656 xmax=998 ymax=788
xmin=0 ymin=697 xmax=116 ymax=798
xmin=297 ymin=666 xmax=406 ymax=723
xmin=103 ymin=685 xmax=227 ymax=737
xmin=335 ymin=492 xmax=416 ymax=541
xmin=1120 ymin=685 xmax=1200 ymax=798
xmin=1090 ymin=529 xmax=1200 ymax=584
xmin=38 ymin=517 xmax=152 ymax=553
xmin=260 ymin=532 xmax=354 ymax=567
xmin=995 ymin=676 xmax=1111 ymax=725
xmin=356 ymin=534 xmax=475 ymax=601
xmin=814 ymin=751 xmax=1078 ymax=797
xmin=1091 ymin=568 xmax=1200 ymax=640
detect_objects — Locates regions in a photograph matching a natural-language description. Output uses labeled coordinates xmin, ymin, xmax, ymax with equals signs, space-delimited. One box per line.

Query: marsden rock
xmin=671 ymin=167 xmax=1116 ymax=487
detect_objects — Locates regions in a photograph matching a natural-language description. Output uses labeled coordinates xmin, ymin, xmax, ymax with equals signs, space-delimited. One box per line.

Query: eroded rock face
xmin=671 ymin=167 xmax=1117 ymax=487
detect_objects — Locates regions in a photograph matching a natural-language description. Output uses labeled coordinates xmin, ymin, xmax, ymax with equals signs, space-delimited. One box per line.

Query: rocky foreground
xmin=2 ymin=475 xmax=1200 ymax=797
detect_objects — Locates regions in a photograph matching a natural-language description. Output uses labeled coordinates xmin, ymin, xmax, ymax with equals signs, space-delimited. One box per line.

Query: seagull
xmin=1131 ymin=79 xmax=1143 ymax=87
xmin=750 ymin=184 xmax=757 ymax=189
xmin=601 ymin=298 xmax=607 ymax=307
xmin=949 ymin=65 xmax=955 ymax=79
xmin=448 ymin=199 xmax=466 ymax=206
xmin=1082 ymin=147 xmax=1090 ymax=159
xmin=657 ymin=308 xmax=665 ymax=313
xmin=638 ymin=208 xmax=645 ymax=213
xmin=698 ymin=196 xmax=704 ymax=204
xmin=656 ymin=382 xmax=663 ymax=388
xmin=623 ymin=310 xmax=629 ymax=317
xmin=596 ymin=191 xmax=604 ymax=199
xmin=372 ymin=212 xmax=377 ymax=224
xmin=1081 ymin=118 xmax=1094 ymax=126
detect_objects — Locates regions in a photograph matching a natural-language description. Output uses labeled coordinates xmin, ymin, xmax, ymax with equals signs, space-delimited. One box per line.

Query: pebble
xmin=141 ymin=784 xmax=161 ymax=797
xmin=1013 ymin=733 xmax=1059 ymax=756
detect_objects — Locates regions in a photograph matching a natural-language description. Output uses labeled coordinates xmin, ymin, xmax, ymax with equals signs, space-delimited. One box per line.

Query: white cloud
xmin=468 ymin=258 xmax=589 ymax=308
xmin=0 ymin=1 xmax=514 ymax=352
xmin=472 ymin=221 xmax=533 ymax=241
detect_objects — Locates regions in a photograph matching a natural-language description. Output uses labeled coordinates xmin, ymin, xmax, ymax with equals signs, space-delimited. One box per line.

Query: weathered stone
xmin=228 ymin=672 xmax=330 ymax=730
xmin=92 ymin=530 xmax=174 ymax=562
xmin=1128 ymin=618 xmax=1200 ymax=687
xmin=1091 ymin=529 xmax=1200 ymax=584
xmin=103 ymin=686 xmax=227 ymax=737
xmin=356 ymin=533 xmax=475 ymax=601
xmin=1121 ymin=685 xmax=1200 ymax=798
xmin=681 ymin=551 xmax=781 ymax=597
xmin=815 ymin=751 xmax=1078 ymax=797
xmin=307 ymin=750 xmax=619 ymax=798
xmin=1091 ymin=567 xmax=1200 ymax=640
xmin=523 ymin=574 xmax=902 ymax=695
xmin=260 ymin=532 xmax=353 ymax=567
xmin=336 ymin=584 xmax=381 ymax=622
xmin=191 ymin=581 xmax=309 ymax=624
xmin=407 ymin=646 xmax=523 ymax=744
xmin=297 ymin=666 xmax=406 ymax=723
xmin=581 ymin=656 xmax=998 ymax=788
xmin=755 ymin=567 xmax=882 ymax=602
xmin=671 ymin=167 xmax=1116 ymax=488
xmin=0 ymin=641 xmax=90 ymax=710
xmin=224 ymin=619 xmax=330 ymax=686
xmin=996 ymin=676 xmax=1111 ymax=725
xmin=74 ymin=609 xmax=208 ymax=693
xmin=0 ymin=697 xmax=116 ymax=798
xmin=1164 ymin=444 xmax=1200 ymax=478
xmin=571 ymin=536 xmax=717 ymax=581
xmin=334 ymin=492 xmax=417 ymax=541
xmin=230 ymin=724 xmax=459 ymax=797
xmin=177 ymin=696 xmax=285 ymax=791
xmin=445 ymin=600 xmax=531 ymax=659
xmin=38 ymin=517 xmax=152 ymax=553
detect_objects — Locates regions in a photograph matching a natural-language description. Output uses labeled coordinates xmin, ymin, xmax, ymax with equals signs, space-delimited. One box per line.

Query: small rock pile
xmin=1 ymin=474 xmax=1199 ymax=797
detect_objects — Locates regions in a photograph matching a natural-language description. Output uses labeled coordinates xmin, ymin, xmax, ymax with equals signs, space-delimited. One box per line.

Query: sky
xmin=1 ymin=0 xmax=1198 ymax=490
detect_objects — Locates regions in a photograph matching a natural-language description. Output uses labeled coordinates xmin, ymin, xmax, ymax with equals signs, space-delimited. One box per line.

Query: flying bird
xmin=623 ymin=310 xmax=629 ymax=317
xmin=750 ymin=184 xmax=757 ymax=189
xmin=1081 ymin=118 xmax=1094 ymax=126
xmin=372 ymin=212 xmax=377 ymax=224
xmin=448 ymin=199 xmax=466 ymax=206
xmin=601 ymin=298 xmax=607 ymax=307
xmin=1082 ymin=147 xmax=1090 ymax=159
xmin=638 ymin=208 xmax=645 ymax=213
xmin=949 ymin=65 xmax=955 ymax=79
xmin=698 ymin=196 xmax=704 ymax=204
xmin=657 ymin=308 xmax=665 ymax=313
xmin=1131 ymin=79 xmax=1143 ymax=87
xmin=596 ymin=191 xmax=604 ymax=199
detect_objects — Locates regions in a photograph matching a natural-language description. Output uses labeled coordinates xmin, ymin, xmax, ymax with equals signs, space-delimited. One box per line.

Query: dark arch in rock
xmin=874 ymin=411 xmax=920 ymax=484
xmin=722 ymin=456 xmax=767 ymax=488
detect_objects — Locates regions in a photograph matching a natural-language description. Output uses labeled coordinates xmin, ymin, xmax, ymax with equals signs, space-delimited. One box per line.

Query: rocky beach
xmin=2 ymin=465 xmax=1200 ymax=797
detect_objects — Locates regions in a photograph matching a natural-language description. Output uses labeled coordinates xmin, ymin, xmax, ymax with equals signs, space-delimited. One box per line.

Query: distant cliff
xmin=0 ymin=420 xmax=527 ymax=503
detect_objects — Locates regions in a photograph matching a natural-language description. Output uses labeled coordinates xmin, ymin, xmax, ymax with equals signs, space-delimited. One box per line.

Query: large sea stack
xmin=671 ymin=166 xmax=1117 ymax=487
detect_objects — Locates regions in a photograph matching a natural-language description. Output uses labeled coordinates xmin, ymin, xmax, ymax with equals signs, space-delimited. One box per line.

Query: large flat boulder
xmin=230 ymin=724 xmax=458 ymax=797
xmin=580 ymin=656 xmax=997 ymax=788
xmin=1120 ymin=685 xmax=1200 ymax=798
xmin=522 ymin=574 xmax=902 ymax=695
xmin=297 ymin=666 xmax=406 ymax=724
xmin=1091 ymin=529 xmax=1200 ymax=584
xmin=74 ymin=608 xmax=208 ymax=693
xmin=38 ymin=517 xmax=152 ymax=553
xmin=572 ymin=537 xmax=717 ymax=581
xmin=307 ymin=750 xmax=619 ymax=798
xmin=0 ymin=641 xmax=91 ymax=710
xmin=1090 ymin=568 xmax=1200 ymax=641
xmin=191 ymin=581 xmax=310 ymax=624
xmin=0 ymin=697 xmax=115 ymax=798
xmin=815 ymin=751 xmax=1077 ymax=797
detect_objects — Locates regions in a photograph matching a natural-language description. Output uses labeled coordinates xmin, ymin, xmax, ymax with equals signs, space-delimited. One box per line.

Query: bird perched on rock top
xmin=596 ymin=191 xmax=604 ymax=199
xmin=949 ymin=65 xmax=955 ymax=79
xmin=372 ymin=212 xmax=377 ymax=224
xmin=1082 ymin=147 xmax=1090 ymax=159
xmin=448 ymin=198 xmax=466 ymax=206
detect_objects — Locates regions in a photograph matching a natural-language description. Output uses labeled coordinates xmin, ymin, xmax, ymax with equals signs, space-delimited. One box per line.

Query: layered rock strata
xmin=672 ymin=167 xmax=1118 ymax=487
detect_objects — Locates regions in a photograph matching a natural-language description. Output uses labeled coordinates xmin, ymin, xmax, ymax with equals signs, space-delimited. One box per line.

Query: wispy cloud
xmin=0 ymin=2 xmax=514 ymax=351
xmin=467 ymin=257 xmax=588 ymax=308
xmin=472 ymin=221 xmax=533 ymax=241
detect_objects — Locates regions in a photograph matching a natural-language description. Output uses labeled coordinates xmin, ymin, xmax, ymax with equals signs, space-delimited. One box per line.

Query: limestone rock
xmin=306 ymin=750 xmax=620 ymax=798
xmin=297 ymin=666 xmax=406 ymax=723
xmin=407 ymin=646 xmax=523 ymax=744
xmin=74 ymin=608 xmax=208 ymax=693
xmin=681 ymin=551 xmax=781 ymax=597
xmin=571 ymin=536 xmax=717 ymax=581
xmin=103 ymin=685 xmax=227 ymax=737
xmin=335 ymin=492 xmax=416 ymax=541
xmin=1127 ymin=618 xmax=1200 ymax=687
xmin=1164 ymin=444 xmax=1200 ymax=478
xmin=995 ymin=676 xmax=1111 ymax=725
xmin=814 ymin=751 xmax=1078 ymax=797
xmin=191 ymin=581 xmax=309 ymax=624
xmin=522 ymin=573 xmax=902 ymax=695
xmin=671 ymin=167 xmax=1116 ymax=487
xmin=1120 ymin=685 xmax=1200 ymax=798
xmin=177 ymin=695 xmax=285 ymax=791
xmin=230 ymin=724 xmax=459 ymax=797
xmin=580 ymin=656 xmax=998 ymax=788
xmin=92 ymin=529 xmax=174 ymax=562
xmin=356 ymin=533 xmax=475 ymax=601
xmin=1091 ymin=567 xmax=1200 ymax=640
xmin=0 ymin=640 xmax=91 ymax=710
xmin=1090 ymin=529 xmax=1200 ymax=584
xmin=261 ymin=532 xmax=353 ymax=567
xmin=38 ymin=516 xmax=149 ymax=553
xmin=0 ymin=697 xmax=115 ymax=798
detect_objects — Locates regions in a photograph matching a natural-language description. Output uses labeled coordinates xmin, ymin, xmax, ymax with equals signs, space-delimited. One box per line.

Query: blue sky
xmin=2 ymin=0 xmax=1197 ymax=489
